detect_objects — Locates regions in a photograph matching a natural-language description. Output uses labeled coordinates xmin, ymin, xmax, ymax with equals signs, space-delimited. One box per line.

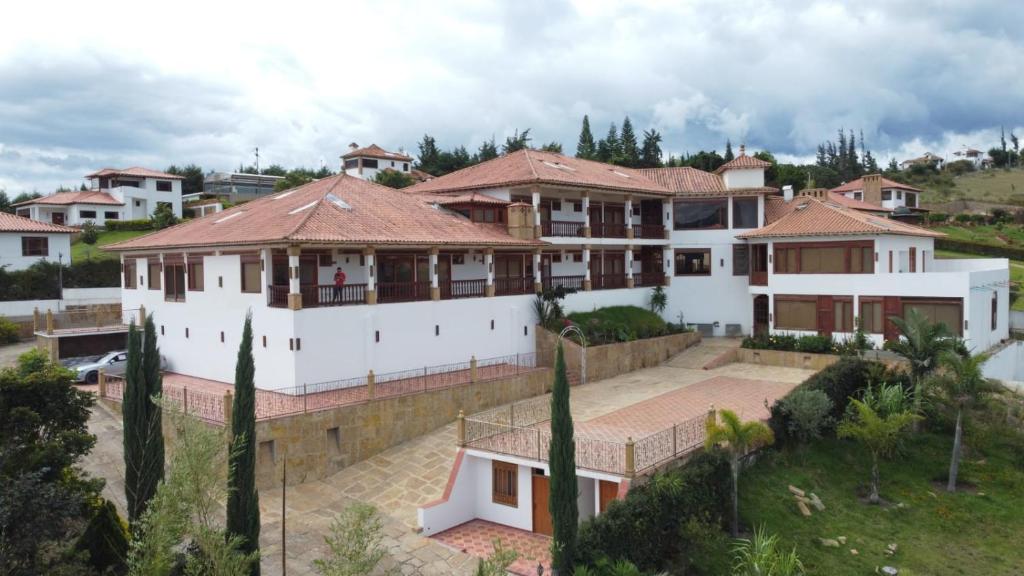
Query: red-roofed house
xmin=0 ymin=212 xmax=76 ymax=270
xmin=15 ymin=167 xmax=184 ymax=226
xmin=342 ymin=143 xmax=414 ymax=181
xmin=830 ymin=174 xmax=924 ymax=212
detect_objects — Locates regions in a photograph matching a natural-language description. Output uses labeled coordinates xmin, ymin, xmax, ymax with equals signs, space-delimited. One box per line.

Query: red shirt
xmin=334 ymin=270 xmax=346 ymax=286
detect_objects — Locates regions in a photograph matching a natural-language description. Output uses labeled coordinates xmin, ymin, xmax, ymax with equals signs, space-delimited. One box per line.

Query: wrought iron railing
xmin=636 ymin=272 xmax=663 ymax=287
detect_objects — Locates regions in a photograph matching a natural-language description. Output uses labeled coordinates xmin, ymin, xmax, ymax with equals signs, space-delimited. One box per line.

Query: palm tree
xmin=705 ymin=409 xmax=774 ymax=537
xmin=932 ymin=351 xmax=998 ymax=492
xmin=837 ymin=398 xmax=919 ymax=504
xmin=888 ymin=309 xmax=955 ymax=428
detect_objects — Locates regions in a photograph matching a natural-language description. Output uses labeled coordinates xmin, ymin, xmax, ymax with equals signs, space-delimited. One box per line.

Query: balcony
xmin=635 ymin=272 xmax=663 ymax=287
xmin=542 ymin=275 xmax=585 ymax=291
xmin=634 ymin=223 xmax=666 ymax=239
xmin=541 ymin=220 xmax=666 ymax=240
xmin=591 ymin=223 xmax=627 ymax=239
xmin=494 ymin=276 xmax=534 ymax=296
xmin=542 ymin=220 xmax=585 ymax=237
xmin=267 ymin=284 xmax=367 ymax=307
xmin=593 ymin=274 xmax=627 ymax=290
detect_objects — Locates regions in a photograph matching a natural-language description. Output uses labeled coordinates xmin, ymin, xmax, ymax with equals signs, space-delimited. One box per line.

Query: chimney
xmin=862 ymin=173 xmax=882 ymax=205
xmin=348 ymin=142 xmax=359 ymax=151
xmin=739 ymin=144 xmax=746 ymax=157
xmin=782 ymin=185 xmax=794 ymax=202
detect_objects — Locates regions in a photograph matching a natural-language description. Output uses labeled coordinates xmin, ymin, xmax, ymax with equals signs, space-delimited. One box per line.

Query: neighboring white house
xmin=105 ymin=148 xmax=1009 ymax=391
xmin=342 ymin=143 xmax=413 ymax=181
xmin=203 ymin=172 xmax=285 ymax=202
xmin=14 ymin=167 xmax=184 ymax=227
xmin=0 ymin=211 xmax=75 ymax=270
xmin=952 ymin=147 xmax=986 ymax=169
xmin=831 ymin=174 xmax=925 ymax=211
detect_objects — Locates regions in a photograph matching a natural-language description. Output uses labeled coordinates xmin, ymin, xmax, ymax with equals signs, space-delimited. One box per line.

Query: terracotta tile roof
xmin=637 ymin=166 xmax=775 ymax=197
xmin=434 ymin=193 xmax=511 ymax=206
xmin=342 ymin=144 xmax=413 ymax=162
xmin=406 ymin=150 xmax=672 ymax=196
xmin=713 ymin=152 xmax=772 ymax=174
xmin=764 ymin=196 xmax=796 ymax=224
xmin=86 ymin=167 xmax=184 ymax=180
xmin=830 ymin=176 xmax=923 ymax=194
xmin=104 ymin=174 xmax=542 ymax=252
xmin=0 ymin=212 xmax=76 ymax=234
xmin=13 ymin=191 xmax=124 ymax=207
xmin=739 ymin=196 xmax=943 ymax=239
xmin=827 ymin=192 xmax=893 ymax=213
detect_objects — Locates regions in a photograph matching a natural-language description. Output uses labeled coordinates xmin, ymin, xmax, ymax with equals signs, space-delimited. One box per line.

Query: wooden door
xmin=599 ymin=480 xmax=619 ymax=512
xmin=640 ymin=199 xmax=661 ymax=225
xmin=883 ymin=296 xmax=902 ymax=342
xmin=753 ymin=295 xmax=769 ymax=336
xmin=817 ymin=295 xmax=834 ymax=336
xmin=531 ymin=475 xmax=553 ymax=536
xmin=52 ymin=212 xmax=65 ymax=225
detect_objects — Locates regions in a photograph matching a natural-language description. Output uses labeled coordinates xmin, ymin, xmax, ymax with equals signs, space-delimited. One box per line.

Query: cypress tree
xmin=596 ymin=123 xmax=620 ymax=164
xmin=227 ymin=313 xmax=260 ymax=574
xmin=123 ymin=315 xmax=165 ymax=524
xmin=640 ymin=129 xmax=664 ymax=168
xmin=724 ymin=139 xmax=735 ymax=162
xmin=576 ymin=115 xmax=596 ymax=160
xmin=620 ymin=116 xmax=639 ymax=167
xmin=548 ymin=341 xmax=578 ymax=573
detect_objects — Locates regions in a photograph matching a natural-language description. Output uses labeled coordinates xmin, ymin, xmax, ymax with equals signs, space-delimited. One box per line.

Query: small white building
xmin=14 ymin=167 xmax=184 ymax=227
xmin=0 ymin=212 xmax=75 ymax=270
xmin=831 ymin=174 xmax=924 ymax=211
xmin=342 ymin=143 xmax=413 ymax=181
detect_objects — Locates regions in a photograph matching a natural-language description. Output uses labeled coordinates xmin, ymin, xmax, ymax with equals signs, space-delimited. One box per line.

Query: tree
xmin=576 ymin=115 xmax=597 ymax=160
xmin=888 ymin=308 xmax=955 ymax=428
xmin=80 ymin=220 xmax=99 ymax=245
xmin=596 ymin=122 xmax=621 ymax=164
xmin=416 ymin=134 xmax=441 ymax=175
xmin=932 ymin=352 xmax=997 ymax=492
xmin=540 ymin=141 xmax=563 ymax=153
xmin=619 ymin=116 xmax=639 ymax=167
xmin=151 ymin=202 xmax=178 ymax=229
xmin=274 ymin=170 xmax=316 ymax=192
xmin=313 ymin=503 xmax=395 ymax=576
xmin=227 ymin=313 xmax=260 ymax=574
xmin=837 ymin=398 xmax=918 ymax=504
xmin=261 ymin=164 xmax=287 ymax=177
xmin=705 ymin=409 xmax=774 ymax=537
xmin=373 ymin=169 xmax=415 ymax=189
xmin=639 ymin=129 xmax=663 ymax=168
xmin=477 ymin=137 xmax=499 ymax=162
xmin=124 ymin=319 xmax=162 ymax=523
xmin=732 ymin=525 xmax=805 ymax=576
xmin=166 ymin=164 xmax=205 ymax=195
xmin=548 ymin=341 xmax=578 ymax=573
xmin=724 ymin=140 xmax=735 ymax=162
xmin=0 ymin=191 xmax=12 ymax=214
xmin=502 ymin=128 xmax=532 ymax=154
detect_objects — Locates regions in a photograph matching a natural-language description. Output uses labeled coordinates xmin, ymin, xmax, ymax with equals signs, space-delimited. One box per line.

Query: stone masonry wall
xmin=252 ymin=368 xmax=552 ymax=489
xmin=734 ymin=348 xmax=841 ymax=371
xmin=536 ymin=327 xmax=702 ymax=383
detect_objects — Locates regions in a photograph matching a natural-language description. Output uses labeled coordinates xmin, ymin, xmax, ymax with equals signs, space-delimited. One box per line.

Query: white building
xmin=342 ymin=143 xmax=413 ymax=181
xmin=106 ymin=148 xmax=1008 ymax=391
xmin=831 ymin=174 xmax=924 ymax=211
xmin=0 ymin=212 xmax=75 ymax=270
xmin=14 ymin=167 xmax=184 ymax=227
xmin=203 ymin=172 xmax=285 ymax=202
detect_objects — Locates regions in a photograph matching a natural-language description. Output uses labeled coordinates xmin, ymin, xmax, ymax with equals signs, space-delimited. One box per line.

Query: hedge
xmin=562 ymin=305 xmax=688 ymax=345
xmin=575 ymin=450 xmax=729 ymax=572
xmin=104 ymin=219 xmax=155 ymax=232
xmin=0 ymin=260 xmax=121 ymax=300
xmin=935 ymin=238 xmax=1024 ymax=261
xmin=767 ymin=357 xmax=909 ymax=446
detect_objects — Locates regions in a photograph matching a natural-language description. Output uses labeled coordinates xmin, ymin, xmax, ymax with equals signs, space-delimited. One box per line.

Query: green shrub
xmin=954 ymin=213 xmax=973 ymax=224
xmin=566 ymin=306 xmax=671 ymax=345
xmin=926 ymin=212 xmax=949 ymax=224
xmin=742 ymin=334 xmax=836 ymax=353
xmin=105 ymin=219 xmax=154 ymax=232
xmin=0 ymin=316 xmax=21 ymax=343
xmin=575 ymin=450 xmax=729 ymax=572
xmin=75 ymin=498 xmax=129 ymax=574
xmin=777 ymin=389 xmax=833 ymax=444
xmin=0 ymin=260 xmax=121 ymax=300
xmin=151 ymin=203 xmax=178 ymax=229
xmin=794 ymin=335 xmax=834 ymax=353
xmin=935 ymin=238 xmax=1024 ymax=261
xmin=79 ymin=221 xmax=99 ymax=245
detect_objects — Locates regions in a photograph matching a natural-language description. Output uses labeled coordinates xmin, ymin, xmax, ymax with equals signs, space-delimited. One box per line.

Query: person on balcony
xmin=333 ymin=267 xmax=347 ymax=302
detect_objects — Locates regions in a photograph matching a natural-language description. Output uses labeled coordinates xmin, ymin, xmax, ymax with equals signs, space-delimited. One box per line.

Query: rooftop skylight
xmin=325 ymin=193 xmax=352 ymax=210
xmin=288 ymin=201 xmax=318 ymax=215
xmin=543 ymin=161 xmax=576 ymax=172
xmin=611 ymin=170 xmax=631 ymax=178
xmin=272 ymin=189 xmax=298 ymax=200
xmin=214 ymin=211 xmax=244 ymax=224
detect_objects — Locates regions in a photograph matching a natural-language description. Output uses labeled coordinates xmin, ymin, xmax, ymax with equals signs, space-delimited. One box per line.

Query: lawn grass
xmin=933 ymin=224 xmax=1024 ymax=247
xmin=935 ymin=249 xmax=1024 ymax=310
xmin=71 ymin=230 xmax=152 ymax=261
xmin=739 ymin=430 xmax=1024 ymax=575
xmin=947 ymin=168 xmax=1024 ymax=204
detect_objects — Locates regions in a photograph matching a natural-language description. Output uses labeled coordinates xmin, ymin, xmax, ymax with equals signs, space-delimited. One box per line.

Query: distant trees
xmin=373 ymin=169 xmax=415 ymax=189
xmin=814 ymin=128 xmax=880 ymax=182
xmin=166 ymin=163 xmax=204 ymax=194
xmin=272 ymin=167 xmax=335 ymax=192
xmin=413 ymin=128 xmax=544 ymax=177
xmin=0 ymin=191 xmax=10 ymax=214
xmin=576 ymin=115 xmax=596 ymax=160
xmin=639 ymin=129 xmax=663 ymax=168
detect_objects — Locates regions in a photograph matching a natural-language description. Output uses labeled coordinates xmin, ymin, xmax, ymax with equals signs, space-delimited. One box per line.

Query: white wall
xmin=0 ymin=287 xmax=121 ymax=318
xmin=722 ymin=168 xmax=764 ymax=189
xmin=0 ymin=232 xmax=72 ymax=270
xmin=344 ymin=157 xmax=412 ymax=181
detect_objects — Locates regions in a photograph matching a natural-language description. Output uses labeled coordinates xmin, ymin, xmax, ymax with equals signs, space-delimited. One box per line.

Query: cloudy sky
xmin=1 ymin=0 xmax=1022 ymax=192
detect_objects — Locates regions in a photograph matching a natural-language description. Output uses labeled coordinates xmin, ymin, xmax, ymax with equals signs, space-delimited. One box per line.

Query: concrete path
xmin=0 ymin=341 xmax=35 ymax=368
xmin=664 ymin=336 xmax=740 ymax=369
xmin=81 ymin=350 xmax=815 ymax=576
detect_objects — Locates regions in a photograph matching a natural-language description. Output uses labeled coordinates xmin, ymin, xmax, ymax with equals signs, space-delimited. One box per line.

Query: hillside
xmin=920 ymin=168 xmax=1024 ymax=207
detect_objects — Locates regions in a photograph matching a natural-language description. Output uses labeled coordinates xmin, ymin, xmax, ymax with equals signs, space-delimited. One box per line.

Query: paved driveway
xmin=82 ymin=345 xmax=815 ymax=575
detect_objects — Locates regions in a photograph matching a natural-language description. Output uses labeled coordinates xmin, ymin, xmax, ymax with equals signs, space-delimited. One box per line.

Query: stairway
xmin=665 ymin=338 xmax=741 ymax=370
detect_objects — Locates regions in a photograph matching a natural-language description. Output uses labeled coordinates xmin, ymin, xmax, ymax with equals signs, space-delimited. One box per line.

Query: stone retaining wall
xmin=252 ymin=368 xmax=552 ymax=489
xmin=537 ymin=327 xmax=701 ymax=383
xmin=734 ymin=348 xmax=841 ymax=371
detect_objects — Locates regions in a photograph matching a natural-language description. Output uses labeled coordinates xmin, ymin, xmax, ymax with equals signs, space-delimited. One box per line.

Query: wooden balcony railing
xmin=495 ymin=276 xmax=534 ymax=296
xmin=542 ymin=220 xmax=586 ymax=237
xmin=378 ymin=281 xmax=432 ymax=303
xmin=268 ymin=284 xmax=367 ymax=307
xmin=444 ymin=279 xmax=486 ymax=299
xmin=593 ymin=274 xmax=626 ymax=290
xmin=592 ymin=223 xmax=627 ymax=239
xmin=634 ymin=223 xmax=666 ymax=239
xmin=750 ymin=271 xmax=768 ymax=286
xmin=636 ymin=272 xmax=663 ymax=287
xmin=543 ymin=275 xmax=585 ymax=291
xmin=267 ymin=285 xmax=289 ymax=307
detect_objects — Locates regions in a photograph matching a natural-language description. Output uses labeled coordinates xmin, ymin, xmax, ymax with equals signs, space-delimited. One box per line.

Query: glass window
xmin=241 ymin=260 xmax=262 ymax=293
xmin=903 ymin=300 xmax=962 ymax=335
xmin=403 ymin=163 xmax=409 ymax=172
xmin=156 ymin=180 xmax=173 ymax=192
xmin=834 ymin=299 xmax=854 ymax=332
xmin=992 ymin=292 xmax=998 ymax=330
xmin=21 ymin=237 xmax=48 ymax=256
xmin=164 ymin=263 xmax=186 ymax=302
xmin=492 ymin=461 xmax=517 ymax=506
xmin=732 ymin=197 xmax=758 ymax=228
xmin=732 ymin=245 xmax=749 ymax=276
xmin=674 ymin=249 xmax=712 ymax=276
xmin=80 ymin=210 xmax=97 ymax=219
xmin=124 ymin=260 xmax=137 ymax=289
xmin=860 ymin=301 xmax=883 ymax=333
xmin=673 ymin=199 xmax=727 ymax=230
xmin=148 ymin=262 xmax=161 ymax=290
xmin=344 ymin=159 xmax=358 ymax=169
xmin=363 ymin=159 xmax=379 ymax=169
xmin=906 ymin=193 xmax=917 ymax=208
xmin=188 ymin=260 xmax=204 ymax=291
xmin=774 ymin=298 xmax=817 ymax=331
xmin=896 ymin=191 xmax=903 ymax=200
xmin=104 ymin=211 xmax=119 ymax=220
xmin=882 ymin=190 xmax=892 ymax=201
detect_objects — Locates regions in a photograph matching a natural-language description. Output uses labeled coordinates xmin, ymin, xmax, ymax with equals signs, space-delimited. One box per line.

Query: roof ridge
xmin=523 ymin=149 xmax=540 ymax=180
xmin=285 ymin=176 xmax=345 ymax=240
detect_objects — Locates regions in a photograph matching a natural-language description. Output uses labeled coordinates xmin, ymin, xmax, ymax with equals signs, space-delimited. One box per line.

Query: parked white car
xmin=63 ymin=351 xmax=128 ymax=384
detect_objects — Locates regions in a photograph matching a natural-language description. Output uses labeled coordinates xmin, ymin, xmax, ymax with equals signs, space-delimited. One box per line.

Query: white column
xmin=287 ymin=249 xmax=300 ymax=295
xmin=533 ymin=251 xmax=542 ymax=285
xmin=626 ymin=247 xmax=634 ymax=280
xmin=261 ymin=248 xmax=272 ymax=290
xmin=853 ymin=294 xmax=860 ymax=332
xmin=582 ymin=194 xmax=591 ymax=228
xmin=532 ymin=189 xmax=541 ymax=228
xmin=365 ymin=252 xmax=376 ymax=292
xmin=727 ymin=197 xmax=734 ymax=230
xmin=583 ymin=247 xmax=591 ymax=281
xmin=625 ymin=196 xmax=634 ymax=232
xmin=485 ymin=251 xmax=494 ymax=286
xmin=429 ymin=251 xmax=439 ymax=288
xmin=662 ymin=198 xmax=672 ymax=230
xmin=663 ymin=247 xmax=673 ymax=276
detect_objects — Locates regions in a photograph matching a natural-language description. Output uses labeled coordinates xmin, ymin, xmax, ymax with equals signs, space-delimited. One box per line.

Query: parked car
xmin=63 ymin=350 xmax=128 ymax=384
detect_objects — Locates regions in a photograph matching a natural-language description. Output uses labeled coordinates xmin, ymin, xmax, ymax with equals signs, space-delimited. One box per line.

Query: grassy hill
xmin=71 ymin=230 xmax=152 ymax=262
xmin=920 ymin=168 xmax=1024 ymax=206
